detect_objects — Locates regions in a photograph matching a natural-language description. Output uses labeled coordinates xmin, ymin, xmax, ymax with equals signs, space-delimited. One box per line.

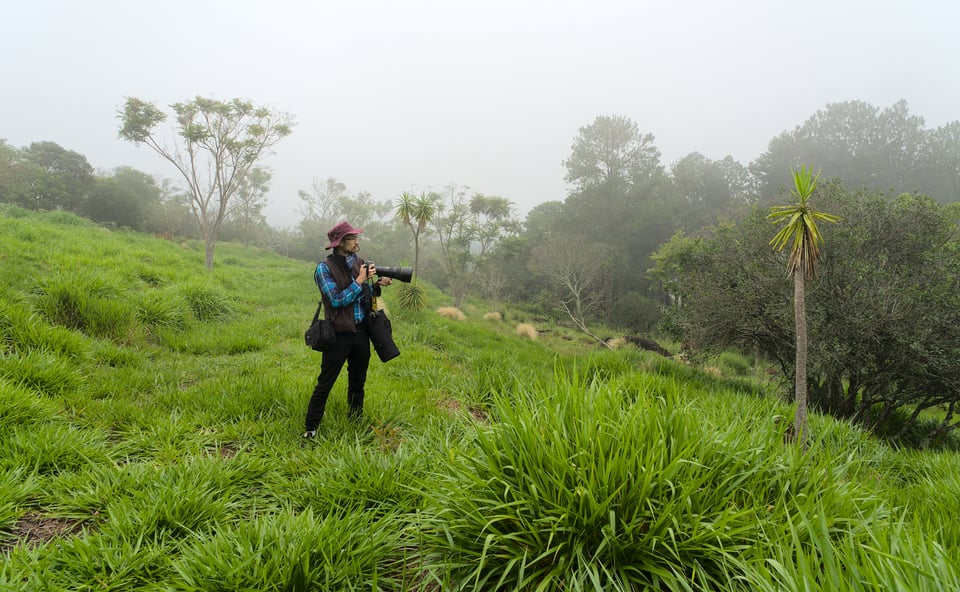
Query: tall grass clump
xmin=418 ymin=366 xmax=890 ymax=591
xmin=179 ymin=282 xmax=232 ymax=322
xmin=0 ymin=378 xmax=61 ymax=428
xmin=0 ymin=297 xmax=89 ymax=358
xmin=135 ymin=288 xmax=190 ymax=332
xmin=35 ymin=274 xmax=138 ymax=342
xmin=0 ymin=468 xmax=38 ymax=547
xmin=286 ymin=439 xmax=426 ymax=517
xmin=168 ymin=508 xmax=408 ymax=591
xmin=393 ymin=281 xmax=427 ymax=313
xmin=0 ymin=349 xmax=85 ymax=398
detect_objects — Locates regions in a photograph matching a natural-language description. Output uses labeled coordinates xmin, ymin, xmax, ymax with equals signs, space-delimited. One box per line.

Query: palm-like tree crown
xmin=768 ymin=166 xmax=841 ymax=278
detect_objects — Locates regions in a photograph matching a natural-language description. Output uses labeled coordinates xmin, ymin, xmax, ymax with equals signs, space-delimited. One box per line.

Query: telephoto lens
xmin=374 ymin=265 xmax=413 ymax=283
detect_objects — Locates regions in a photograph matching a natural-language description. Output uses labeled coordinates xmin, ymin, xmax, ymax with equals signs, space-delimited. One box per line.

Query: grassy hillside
xmin=1 ymin=207 xmax=958 ymax=591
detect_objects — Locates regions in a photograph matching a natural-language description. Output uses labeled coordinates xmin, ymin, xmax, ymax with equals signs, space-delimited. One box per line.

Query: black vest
xmin=322 ymin=253 xmax=365 ymax=333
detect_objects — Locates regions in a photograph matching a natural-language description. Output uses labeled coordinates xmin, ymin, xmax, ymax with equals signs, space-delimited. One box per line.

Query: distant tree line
xmin=3 ymin=98 xmax=959 ymax=328
xmin=3 ymin=97 xmax=960 ymax=446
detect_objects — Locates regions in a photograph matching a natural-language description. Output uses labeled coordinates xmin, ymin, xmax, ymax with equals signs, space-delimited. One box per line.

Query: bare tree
xmin=531 ymin=235 xmax=612 ymax=348
xmin=298 ymin=177 xmax=348 ymax=224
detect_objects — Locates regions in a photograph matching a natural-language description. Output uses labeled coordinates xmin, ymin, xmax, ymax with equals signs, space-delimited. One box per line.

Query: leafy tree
xmin=395 ymin=191 xmax=438 ymax=279
xmin=432 ymin=186 xmax=519 ymax=309
xmin=749 ymin=100 xmax=960 ymax=204
xmin=0 ymin=140 xmax=35 ymax=206
xmin=227 ymin=166 xmax=271 ymax=247
xmin=85 ymin=166 xmax=162 ymax=230
xmin=151 ymin=178 xmax=197 ymax=238
xmin=10 ymin=141 xmax=96 ymax=212
xmin=717 ymin=156 xmax=761 ymax=205
xmin=670 ymin=152 xmax=736 ymax=231
xmin=768 ymin=166 xmax=840 ymax=444
xmin=555 ymin=116 xmax=673 ymax=329
xmin=118 ymin=96 xmax=293 ymax=268
xmin=563 ymin=115 xmax=662 ymax=193
xmin=654 ymin=182 xmax=960 ymax=447
xmin=919 ymin=121 xmax=960 ymax=203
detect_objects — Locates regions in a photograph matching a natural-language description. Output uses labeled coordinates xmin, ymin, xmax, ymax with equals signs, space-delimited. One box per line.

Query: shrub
xmin=483 ymin=311 xmax=502 ymax=321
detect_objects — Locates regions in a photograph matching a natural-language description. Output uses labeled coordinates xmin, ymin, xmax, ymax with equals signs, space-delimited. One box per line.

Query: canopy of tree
xmin=651 ymin=183 xmax=960 ymax=447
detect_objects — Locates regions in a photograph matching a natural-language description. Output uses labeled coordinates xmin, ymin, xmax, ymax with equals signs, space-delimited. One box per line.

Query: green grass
xmin=1 ymin=208 xmax=958 ymax=590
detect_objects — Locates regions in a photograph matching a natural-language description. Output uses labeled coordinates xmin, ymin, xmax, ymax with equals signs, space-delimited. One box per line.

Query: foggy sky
xmin=3 ymin=0 xmax=958 ymax=227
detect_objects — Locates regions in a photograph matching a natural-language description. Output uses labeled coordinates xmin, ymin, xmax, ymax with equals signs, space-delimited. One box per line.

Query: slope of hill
xmin=1 ymin=207 xmax=958 ymax=591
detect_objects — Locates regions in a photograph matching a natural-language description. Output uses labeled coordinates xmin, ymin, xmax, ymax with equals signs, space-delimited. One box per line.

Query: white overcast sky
xmin=3 ymin=0 xmax=958 ymax=227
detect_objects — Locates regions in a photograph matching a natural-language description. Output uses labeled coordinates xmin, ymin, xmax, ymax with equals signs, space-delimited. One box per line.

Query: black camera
xmin=366 ymin=263 xmax=413 ymax=283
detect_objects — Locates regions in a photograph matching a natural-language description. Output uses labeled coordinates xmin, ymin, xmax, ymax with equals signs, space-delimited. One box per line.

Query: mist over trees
xmin=3 ymin=97 xmax=959 ymax=444
xmin=2 ymin=99 xmax=957 ymax=326
xmin=752 ymin=99 xmax=960 ymax=203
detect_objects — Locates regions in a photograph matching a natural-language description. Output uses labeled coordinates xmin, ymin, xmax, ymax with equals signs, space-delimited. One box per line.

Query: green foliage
xmin=753 ymin=100 xmax=959 ymax=207
xmin=393 ymin=280 xmax=427 ymax=313
xmin=288 ymin=439 xmax=426 ymax=517
xmin=135 ymin=288 xmax=191 ymax=331
xmin=0 ymin=424 xmax=119 ymax=476
xmin=0 ymin=378 xmax=61 ymax=428
xmin=169 ymin=509 xmax=407 ymax=591
xmin=118 ymin=95 xmax=294 ymax=268
xmin=656 ymin=184 xmax=960 ymax=447
xmin=34 ymin=272 xmax=139 ymax=342
xmin=2 ymin=209 xmax=959 ymax=590
xmin=715 ymin=350 xmax=752 ymax=376
xmin=0 ymin=469 xmax=38 ymax=547
xmin=179 ymin=282 xmax=231 ymax=322
xmin=419 ymin=369 xmax=887 ymax=590
xmin=0 ymin=349 xmax=85 ymax=397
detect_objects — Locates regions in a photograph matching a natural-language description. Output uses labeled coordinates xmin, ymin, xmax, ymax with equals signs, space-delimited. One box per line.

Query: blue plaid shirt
xmin=315 ymin=254 xmax=366 ymax=326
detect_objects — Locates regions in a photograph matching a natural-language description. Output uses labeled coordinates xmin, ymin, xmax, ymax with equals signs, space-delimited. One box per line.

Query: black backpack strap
xmin=311 ymin=300 xmax=323 ymax=323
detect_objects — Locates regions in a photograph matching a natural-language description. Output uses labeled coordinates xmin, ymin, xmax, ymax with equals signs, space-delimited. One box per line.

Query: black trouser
xmin=305 ymin=328 xmax=371 ymax=431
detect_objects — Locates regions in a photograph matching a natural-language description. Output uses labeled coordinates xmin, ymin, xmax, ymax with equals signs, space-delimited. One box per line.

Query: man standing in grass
xmin=303 ymin=221 xmax=392 ymax=439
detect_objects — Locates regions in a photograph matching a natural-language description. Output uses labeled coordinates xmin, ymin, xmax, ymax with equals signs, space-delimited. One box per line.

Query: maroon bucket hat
xmin=325 ymin=221 xmax=364 ymax=249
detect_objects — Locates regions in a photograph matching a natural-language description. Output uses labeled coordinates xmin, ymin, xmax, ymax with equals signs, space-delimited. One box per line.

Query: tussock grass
xmin=436 ymin=306 xmax=465 ymax=320
xmin=514 ymin=322 xmax=537 ymax=339
xmin=418 ymin=367 xmax=891 ymax=590
xmin=1 ymin=209 xmax=958 ymax=590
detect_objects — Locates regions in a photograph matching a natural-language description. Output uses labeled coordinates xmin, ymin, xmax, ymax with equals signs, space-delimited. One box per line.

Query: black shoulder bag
xmin=304 ymin=300 xmax=336 ymax=352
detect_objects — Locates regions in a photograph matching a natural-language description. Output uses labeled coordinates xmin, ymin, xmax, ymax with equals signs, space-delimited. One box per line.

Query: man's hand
xmin=379 ymin=277 xmax=393 ymax=286
xmin=357 ymin=263 xmax=376 ymax=283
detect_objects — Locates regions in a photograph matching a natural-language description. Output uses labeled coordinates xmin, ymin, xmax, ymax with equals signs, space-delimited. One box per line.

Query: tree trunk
xmin=204 ymin=235 xmax=216 ymax=269
xmin=793 ymin=274 xmax=809 ymax=446
xmin=413 ymin=235 xmax=420 ymax=280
